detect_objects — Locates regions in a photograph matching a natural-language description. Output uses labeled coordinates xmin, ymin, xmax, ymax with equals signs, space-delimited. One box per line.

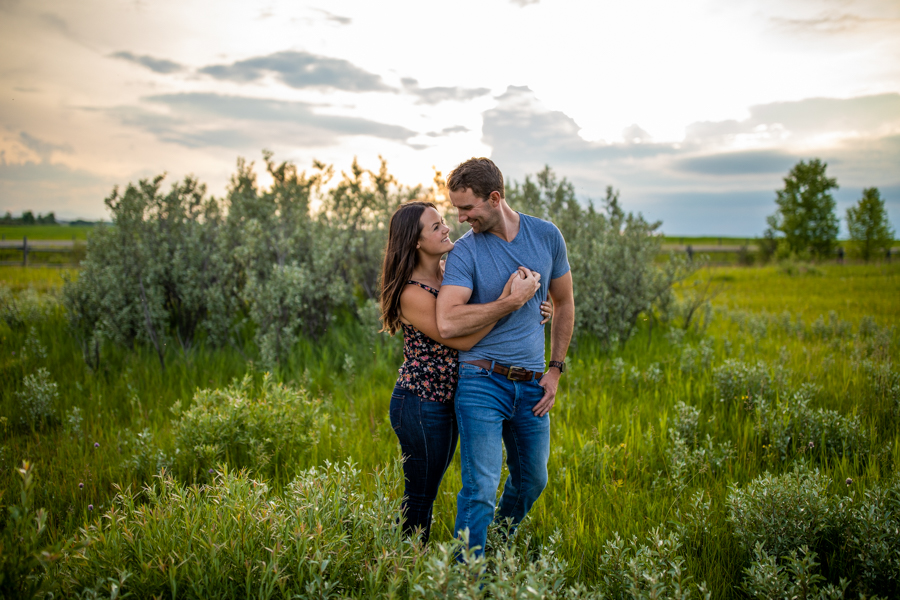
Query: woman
xmin=379 ymin=201 xmax=551 ymax=543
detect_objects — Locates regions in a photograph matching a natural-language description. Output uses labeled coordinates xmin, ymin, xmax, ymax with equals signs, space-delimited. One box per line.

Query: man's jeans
xmin=454 ymin=362 xmax=550 ymax=556
xmin=390 ymin=385 xmax=458 ymax=543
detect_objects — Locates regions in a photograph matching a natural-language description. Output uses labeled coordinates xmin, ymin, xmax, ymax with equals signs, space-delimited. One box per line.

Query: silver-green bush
xmin=171 ymin=374 xmax=325 ymax=481
xmin=754 ymin=384 xmax=869 ymax=461
xmin=847 ymin=478 xmax=900 ymax=596
xmin=15 ymin=368 xmax=58 ymax=429
xmin=727 ymin=466 xmax=848 ymax=560
xmin=713 ymin=359 xmax=789 ymax=411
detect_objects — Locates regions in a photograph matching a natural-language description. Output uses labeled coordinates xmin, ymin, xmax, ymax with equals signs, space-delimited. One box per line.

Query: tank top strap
xmin=407 ymin=280 xmax=439 ymax=297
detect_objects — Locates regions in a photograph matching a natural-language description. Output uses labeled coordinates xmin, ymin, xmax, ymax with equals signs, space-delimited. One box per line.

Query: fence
xmin=0 ymin=237 xmax=85 ymax=267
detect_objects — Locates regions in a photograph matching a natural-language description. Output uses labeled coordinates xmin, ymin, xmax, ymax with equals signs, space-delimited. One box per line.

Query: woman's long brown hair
xmin=380 ymin=201 xmax=437 ymax=335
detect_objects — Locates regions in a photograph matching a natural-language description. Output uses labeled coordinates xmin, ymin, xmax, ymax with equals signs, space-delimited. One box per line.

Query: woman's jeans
xmin=389 ymin=384 xmax=458 ymax=543
xmin=453 ymin=362 xmax=550 ymax=557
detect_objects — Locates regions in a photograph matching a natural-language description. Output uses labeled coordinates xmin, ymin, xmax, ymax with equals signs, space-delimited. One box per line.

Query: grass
xmin=1 ymin=263 xmax=898 ymax=598
xmin=0 ymin=224 xmax=99 ymax=241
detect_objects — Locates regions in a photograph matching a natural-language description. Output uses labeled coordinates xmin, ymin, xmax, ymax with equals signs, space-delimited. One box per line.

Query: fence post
xmin=23 ymin=235 xmax=28 ymax=267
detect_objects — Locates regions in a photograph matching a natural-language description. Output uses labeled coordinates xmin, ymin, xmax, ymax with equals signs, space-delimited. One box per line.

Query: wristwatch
xmin=548 ymin=360 xmax=566 ymax=373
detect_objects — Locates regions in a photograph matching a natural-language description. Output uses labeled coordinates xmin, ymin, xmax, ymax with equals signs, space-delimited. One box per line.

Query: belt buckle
xmin=506 ymin=366 xmax=529 ymax=381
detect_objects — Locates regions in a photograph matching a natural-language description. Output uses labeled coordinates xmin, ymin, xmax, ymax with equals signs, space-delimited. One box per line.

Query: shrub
xmin=15 ymin=368 xmax=58 ymax=429
xmin=506 ymin=169 xmax=695 ymax=348
xmin=713 ymin=359 xmax=789 ymax=411
xmin=727 ymin=466 xmax=848 ymax=560
xmin=0 ymin=285 xmax=57 ymax=331
xmin=589 ymin=529 xmax=710 ymax=600
xmin=742 ymin=545 xmax=849 ymax=600
xmin=171 ymin=374 xmax=325 ymax=481
xmin=0 ymin=462 xmax=70 ymax=600
xmin=847 ymin=477 xmax=900 ymax=596
xmin=63 ymin=154 xmax=420 ymax=369
xmin=59 ymin=461 xmax=409 ymax=598
xmin=62 ymin=462 xmax=642 ymax=599
xmin=755 ymin=384 xmax=869 ymax=462
xmin=667 ymin=402 xmax=735 ymax=486
xmin=121 ymin=428 xmax=171 ymax=482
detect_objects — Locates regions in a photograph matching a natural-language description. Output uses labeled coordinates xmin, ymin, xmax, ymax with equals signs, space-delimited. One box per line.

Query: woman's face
xmin=417 ymin=207 xmax=453 ymax=256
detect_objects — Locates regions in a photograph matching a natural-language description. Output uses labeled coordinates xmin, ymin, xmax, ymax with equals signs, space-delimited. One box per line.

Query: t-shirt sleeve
xmin=550 ymin=224 xmax=570 ymax=279
xmin=442 ymin=238 xmax=475 ymax=290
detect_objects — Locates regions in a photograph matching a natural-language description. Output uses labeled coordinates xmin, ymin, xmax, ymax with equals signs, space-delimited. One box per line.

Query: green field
xmin=1 ymin=264 xmax=898 ymax=598
xmin=0 ymin=224 xmax=99 ymax=242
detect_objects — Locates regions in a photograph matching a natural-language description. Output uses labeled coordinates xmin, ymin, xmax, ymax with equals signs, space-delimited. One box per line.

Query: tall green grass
xmin=1 ymin=264 xmax=898 ymax=598
xmin=0 ymin=225 xmax=97 ymax=241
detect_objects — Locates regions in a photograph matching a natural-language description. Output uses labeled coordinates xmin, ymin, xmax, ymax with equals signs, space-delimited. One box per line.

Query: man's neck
xmin=484 ymin=202 xmax=521 ymax=243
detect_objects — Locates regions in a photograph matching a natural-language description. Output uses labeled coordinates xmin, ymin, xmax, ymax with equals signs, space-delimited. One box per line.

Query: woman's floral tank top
xmin=396 ymin=281 xmax=459 ymax=403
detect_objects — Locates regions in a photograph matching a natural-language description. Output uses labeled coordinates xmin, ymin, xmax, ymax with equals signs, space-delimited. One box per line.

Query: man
xmin=436 ymin=157 xmax=575 ymax=555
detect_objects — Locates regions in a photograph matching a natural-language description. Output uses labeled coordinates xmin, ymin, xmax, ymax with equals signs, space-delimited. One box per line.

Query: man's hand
xmin=509 ymin=267 xmax=540 ymax=308
xmin=533 ymin=369 xmax=560 ymax=417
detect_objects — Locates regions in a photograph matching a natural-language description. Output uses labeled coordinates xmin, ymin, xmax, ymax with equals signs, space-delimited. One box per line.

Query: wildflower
xmin=208 ymin=468 xmax=214 ymax=475
xmin=846 ymin=477 xmax=853 ymax=486
xmin=808 ymin=441 xmax=815 ymax=449
xmin=78 ymin=482 xmax=84 ymax=489
xmin=94 ymin=442 xmax=99 ymax=448
xmin=88 ymin=504 xmax=93 ymax=511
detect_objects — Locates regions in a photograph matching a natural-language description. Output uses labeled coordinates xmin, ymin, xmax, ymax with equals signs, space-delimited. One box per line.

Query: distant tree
xmin=21 ymin=211 xmax=35 ymax=225
xmin=846 ymin=187 xmax=895 ymax=261
xmin=766 ymin=159 xmax=839 ymax=259
xmin=36 ymin=212 xmax=57 ymax=225
xmin=0 ymin=211 xmax=13 ymax=225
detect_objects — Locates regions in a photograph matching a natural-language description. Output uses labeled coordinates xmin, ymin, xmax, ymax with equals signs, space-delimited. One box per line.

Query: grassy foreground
xmin=1 ymin=263 xmax=898 ymax=598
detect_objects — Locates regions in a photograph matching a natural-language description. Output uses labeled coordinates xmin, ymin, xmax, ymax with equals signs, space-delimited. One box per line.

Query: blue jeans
xmin=389 ymin=384 xmax=458 ymax=543
xmin=454 ymin=362 xmax=550 ymax=556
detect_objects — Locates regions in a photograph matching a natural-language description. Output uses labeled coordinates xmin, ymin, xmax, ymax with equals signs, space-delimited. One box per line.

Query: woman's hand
xmin=540 ymin=298 xmax=553 ymax=325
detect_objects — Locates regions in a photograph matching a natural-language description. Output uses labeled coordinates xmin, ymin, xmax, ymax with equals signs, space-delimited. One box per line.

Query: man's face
xmin=448 ymin=187 xmax=498 ymax=234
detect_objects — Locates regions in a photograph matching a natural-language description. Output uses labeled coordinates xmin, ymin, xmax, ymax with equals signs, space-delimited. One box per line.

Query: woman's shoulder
xmin=404 ymin=280 xmax=439 ymax=295
xmin=399 ymin=282 xmax=438 ymax=326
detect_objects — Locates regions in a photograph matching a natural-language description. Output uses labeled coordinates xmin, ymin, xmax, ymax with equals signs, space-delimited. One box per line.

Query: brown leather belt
xmin=464 ymin=360 xmax=543 ymax=382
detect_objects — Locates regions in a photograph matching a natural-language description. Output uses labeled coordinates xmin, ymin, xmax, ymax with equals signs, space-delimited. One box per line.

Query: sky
xmin=1 ymin=0 xmax=899 ymax=235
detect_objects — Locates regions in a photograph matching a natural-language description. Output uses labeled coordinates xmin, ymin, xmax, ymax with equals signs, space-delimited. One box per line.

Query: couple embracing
xmin=379 ymin=157 xmax=575 ymax=555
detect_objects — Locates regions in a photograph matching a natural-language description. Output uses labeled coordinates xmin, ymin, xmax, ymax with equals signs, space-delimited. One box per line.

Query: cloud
xmin=770 ymin=12 xmax=900 ymax=35
xmin=686 ymin=93 xmax=900 ymax=144
xmin=110 ymin=51 xmax=184 ymax=74
xmin=312 ymin=8 xmax=352 ymax=25
xmin=426 ymin=125 xmax=470 ymax=137
xmin=0 ymin=160 xmax=112 ymax=219
xmin=38 ymin=12 xmax=69 ymax=35
xmin=401 ymin=78 xmax=490 ymax=105
xmin=674 ymin=150 xmax=798 ymax=176
xmin=107 ymin=93 xmax=416 ymax=149
xmin=18 ymin=132 xmax=74 ymax=161
xmin=510 ymin=0 xmax=540 ymax=6
xmin=200 ymin=51 xmax=390 ymax=92
xmin=481 ymin=87 xmax=900 ymax=235
xmin=622 ymin=124 xmax=652 ymax=144
xmin=483 ymin=86 xmax=677 ymax=176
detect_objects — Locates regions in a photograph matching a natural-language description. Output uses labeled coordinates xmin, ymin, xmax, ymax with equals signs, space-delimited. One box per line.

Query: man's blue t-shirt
xmin=442 ymin=213 xmax=570 ymax=371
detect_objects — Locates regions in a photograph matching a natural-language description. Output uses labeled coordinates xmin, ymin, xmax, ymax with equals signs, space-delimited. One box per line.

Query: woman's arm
xmin=400 ymin=272 xmax=552 ymax=352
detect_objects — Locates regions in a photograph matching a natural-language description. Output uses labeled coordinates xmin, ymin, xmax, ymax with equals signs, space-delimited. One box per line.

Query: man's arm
xmin=533 ymin=271 xmax=574 ymax=417
xmin=436 ymin=268 xmax=540 ymax=339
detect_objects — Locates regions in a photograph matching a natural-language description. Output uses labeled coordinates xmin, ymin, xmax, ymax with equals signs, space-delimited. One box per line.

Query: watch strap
xmin=548 ymin=360 xmax=566 ymax=373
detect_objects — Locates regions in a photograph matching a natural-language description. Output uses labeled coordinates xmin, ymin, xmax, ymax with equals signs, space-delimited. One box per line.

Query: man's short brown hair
xmin=446 ymin=157 xmax=505 ymax=201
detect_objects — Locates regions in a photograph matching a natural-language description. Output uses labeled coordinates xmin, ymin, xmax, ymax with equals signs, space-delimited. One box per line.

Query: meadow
xmin=1 ymin=261 xmax=898 ymax=598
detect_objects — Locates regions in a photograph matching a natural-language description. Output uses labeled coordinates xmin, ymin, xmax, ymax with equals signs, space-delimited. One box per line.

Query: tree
xmin=846 ymin=187 xmax=895 ymax=261
xmin=766 ymin=159 xmax=839 ymax=259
